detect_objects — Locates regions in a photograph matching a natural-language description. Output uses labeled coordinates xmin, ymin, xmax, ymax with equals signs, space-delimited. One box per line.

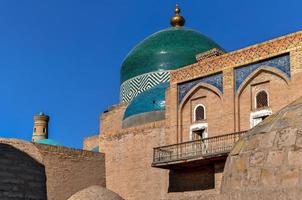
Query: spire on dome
xmin=170 ymin=4 xmax=185 ymax=27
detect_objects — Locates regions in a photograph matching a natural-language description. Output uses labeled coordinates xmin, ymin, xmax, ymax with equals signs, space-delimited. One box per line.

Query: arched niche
xmin=178 ymin=83 xmax=223 ymax=142
xmin=236 ymin=66 xmax=290 ymax=131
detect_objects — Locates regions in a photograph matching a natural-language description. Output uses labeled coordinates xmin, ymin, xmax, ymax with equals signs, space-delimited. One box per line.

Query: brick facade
xmin=98 ymin=30 xmax=302 ymax=200
xmin=167 ymin=31 xmax=302 ymax=142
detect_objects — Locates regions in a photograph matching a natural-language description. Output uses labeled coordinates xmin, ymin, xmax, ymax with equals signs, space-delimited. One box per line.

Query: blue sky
xmin=0 ymin=0 xmax=301 ymax=149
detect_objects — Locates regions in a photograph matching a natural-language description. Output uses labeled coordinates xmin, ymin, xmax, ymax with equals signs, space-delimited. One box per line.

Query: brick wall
xmin=100 ymin=31 xmax=302 ymax=200
xmin=0 ymin=138 xmax=106 ymax=200
xmin=35 ymin=144 xmax=106 ymax=200
xmin=179 ymin=85 xmax=224 ymax=142
xmin=83 ymin=134 xmax=99 ymax=150
xmin=168 ymin=166 xmax=215 ymax=192
xmin=102 ymin=121 xmax=169 ymax=200
xmin=0 ymin=143 xmax=47 ymax=200
xmin=167 ymin=32 xmax=302 ymax=142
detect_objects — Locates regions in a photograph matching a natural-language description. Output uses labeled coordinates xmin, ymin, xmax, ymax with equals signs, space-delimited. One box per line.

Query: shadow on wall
xmin=0 ymin=144 xmax=47 ymax=200
xmin=168 ymin=166 xmax=215 ymax=192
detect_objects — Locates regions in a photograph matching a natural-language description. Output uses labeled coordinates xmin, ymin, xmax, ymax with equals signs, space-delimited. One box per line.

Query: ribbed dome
xmin=121 ymin=27 xmax=223 ymax=83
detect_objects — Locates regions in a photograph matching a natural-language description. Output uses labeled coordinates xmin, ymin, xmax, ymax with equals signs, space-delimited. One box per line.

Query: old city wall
xmin=0 ymin=139 xmax=106 ymax=200
xmin=34 ymin=144 xmax=105 ymax=200
xmin=0 ymin=138 xmax=106 ymax=200
xmin=0 ymin=138 xmax=47 ymax=200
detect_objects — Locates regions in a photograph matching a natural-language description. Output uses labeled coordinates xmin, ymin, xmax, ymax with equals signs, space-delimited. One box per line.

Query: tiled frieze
xmin=171 ymin=31 xmax=302 ymax=84
xmin=223 ymin=68 xmax=234 ymax=89
xmin=120 ymin=70 xmax=170 ymax=102
xmin=178 ymin=73 xmax=223 ymax=104
xmin=234 ymin=54 xmax=290 ymax=92
xmin=290 ymin=48 xmax=302 ymax=74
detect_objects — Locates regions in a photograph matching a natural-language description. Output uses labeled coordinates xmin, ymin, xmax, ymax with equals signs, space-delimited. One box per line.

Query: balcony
xmin=152 ymin=131 xmax=247 ymax=169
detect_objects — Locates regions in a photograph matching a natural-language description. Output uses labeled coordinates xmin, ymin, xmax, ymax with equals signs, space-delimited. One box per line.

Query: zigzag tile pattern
xmin=120 ymin=71 xmax=170 ymax=102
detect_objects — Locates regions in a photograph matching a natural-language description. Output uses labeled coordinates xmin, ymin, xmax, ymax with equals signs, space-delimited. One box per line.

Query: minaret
xmin=32 ymin=112 xmax=49 ymax=142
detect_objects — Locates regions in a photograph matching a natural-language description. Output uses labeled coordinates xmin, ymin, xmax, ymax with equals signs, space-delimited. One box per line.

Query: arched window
xmin=256 ymin=90 xmax=268 ymax=109
xmin=194 ymin=105 xmax=205 ymax=121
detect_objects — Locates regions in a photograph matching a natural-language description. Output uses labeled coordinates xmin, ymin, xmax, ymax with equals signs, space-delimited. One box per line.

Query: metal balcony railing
xmin=153 ymin=131 xmax=247 ymax=165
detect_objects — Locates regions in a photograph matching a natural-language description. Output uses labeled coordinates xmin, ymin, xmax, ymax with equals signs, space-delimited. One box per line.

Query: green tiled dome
xmin=123 ymin=82 xmax=168 ymax=119
xmin=121 ymin=27 xmax=223 ymax=83
xmin=91 ymin=146 xmax=99 ymax=152
xmin=36 ymin=139 xmax=62 ymax=146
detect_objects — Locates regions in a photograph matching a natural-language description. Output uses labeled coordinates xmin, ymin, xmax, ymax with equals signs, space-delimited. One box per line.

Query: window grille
xmin=256 ymin=91 xmax=268 ymax=109
xmin=195 ymin=106 xmax=205 ymax=121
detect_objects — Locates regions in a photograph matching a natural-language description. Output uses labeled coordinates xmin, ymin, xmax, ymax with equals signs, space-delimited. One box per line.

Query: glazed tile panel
xmin=178 ymin=73 xmax=223 ymax=104
xmin=235 ymin=54 xmax=290 ymax=93
xmin=120 ymin=71 xmax=170 ymax=103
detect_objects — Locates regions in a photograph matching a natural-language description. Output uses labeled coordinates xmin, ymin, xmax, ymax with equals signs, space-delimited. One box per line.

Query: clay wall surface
xmin=0 ymin=143 xmax=47 ymax=200
xmin=35 ymin=144 xmax=106 ymax=200
xmin=168 ymin=166 xmax=214 ymax=192
xmin=83 ymin=134 xmax=99 ymax=150
xmin=100 ymin=103 xmax=128 ymax=137
xmin=0 ymin=138 xmax=106 ymax=200
xmin=103 ymin=121 xmax=169 ymax=200
xmin=102 ymin=119 xmax=223 ymax=200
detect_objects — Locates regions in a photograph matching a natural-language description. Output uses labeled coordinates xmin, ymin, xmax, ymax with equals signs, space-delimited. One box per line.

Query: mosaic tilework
xmin=178 ymin=73 xmax=223 ymax=104
xmin=120 ymin=71 xmax=170 ymax=103
xmin=171 ymin=31 xmax=302 ymax=84
xmin=235 ymin=54 xmax=290 ymax=93
xmin=123 ymin=82 xmax=169 ymax=119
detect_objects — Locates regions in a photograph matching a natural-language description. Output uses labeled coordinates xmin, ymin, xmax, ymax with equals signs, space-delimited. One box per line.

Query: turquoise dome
xmin=36 ymin=139 xmax=62 ymax=146
xmin=124 ymin=82 xmax=169 ymax=119
xmin=121 ymin=27 xmax=223 ymax=83
xmin=91 ymin=146 xmax=99 ymax=152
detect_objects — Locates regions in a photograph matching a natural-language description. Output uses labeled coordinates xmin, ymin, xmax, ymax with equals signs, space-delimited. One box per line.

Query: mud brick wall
xmin=35 ymin=144 xmax=105 ymax=200
xmin=0 ymin=143 xmax=47 ymax=200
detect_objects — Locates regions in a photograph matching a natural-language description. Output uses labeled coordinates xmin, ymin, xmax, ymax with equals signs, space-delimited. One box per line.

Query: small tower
xmin=32 ymin=112 xmax=49 ymax=142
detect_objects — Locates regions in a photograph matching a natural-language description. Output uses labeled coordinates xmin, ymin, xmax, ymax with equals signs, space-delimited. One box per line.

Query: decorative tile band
xmin=171 ymin=31 xmax=302 ymax=84
xmin=120 ymin=71 xmax=170 ymax=103
xmin=178 ymin=73 xmax=223 ymax=104
xmin=235 ymin=54 xmax=290 ymax=93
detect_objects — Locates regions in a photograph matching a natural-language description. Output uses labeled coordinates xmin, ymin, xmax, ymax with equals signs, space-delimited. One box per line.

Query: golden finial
xmin=170 ymin=4 xmax=185 ymax=27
